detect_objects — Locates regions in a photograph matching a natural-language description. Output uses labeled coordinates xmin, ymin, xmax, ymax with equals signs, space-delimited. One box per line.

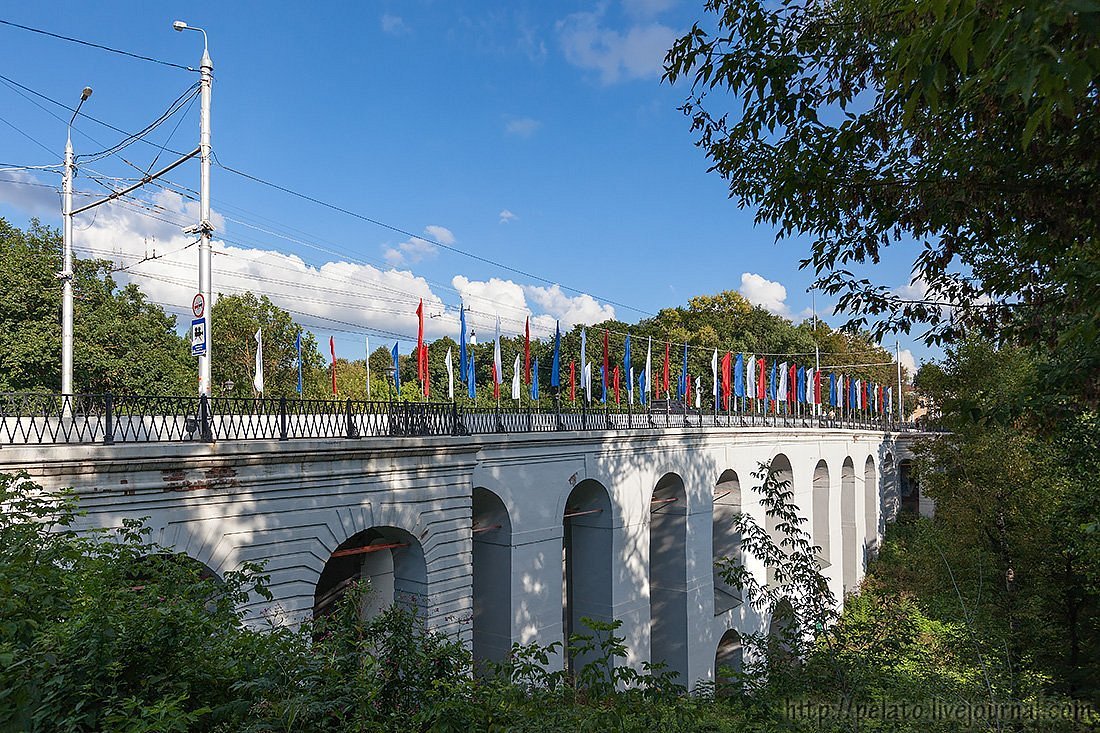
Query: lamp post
xmin=61 ymin=86 xmax=92 ymax=399
xmin=173 ymin=20 xmax=214 ymax=397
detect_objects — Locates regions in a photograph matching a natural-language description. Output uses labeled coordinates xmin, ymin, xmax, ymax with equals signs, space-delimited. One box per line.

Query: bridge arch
xmin=562 ymin=478 xmax=614 ymax=670
xmin=765 ymin=454 xmax=794 ymax=585
xmin=649 ymin=472 xmax=689 ymax=681
xmin=863 ymin=455 xmax=878 ymax=555
xmin=473 ymin=487 xmax=513 ymax=665
xmin=811 ymin=460 xmax=831 ymax=571
xmin=899 ymin=458 xmax=920 ymax=514
xmin=881 ymin=451 xmax=898 ymax=522
xmin=713 ymin=469 xmax=742 ymax=615
xmin=313 ymin=526 xmax=426 ymax=621
xmin=841 ymin=458 xmax=857 ymax=594
xmin=714 ymin=629 xmax=743 ymax=693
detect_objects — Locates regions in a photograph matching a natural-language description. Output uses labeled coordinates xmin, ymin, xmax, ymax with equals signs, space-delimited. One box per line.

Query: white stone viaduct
xmin=3 ymin=425 xmax=920 ymax=688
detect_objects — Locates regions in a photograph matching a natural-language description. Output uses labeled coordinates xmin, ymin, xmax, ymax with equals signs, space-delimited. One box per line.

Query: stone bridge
xmin=2 ymin=421 xmax=925 ymax=687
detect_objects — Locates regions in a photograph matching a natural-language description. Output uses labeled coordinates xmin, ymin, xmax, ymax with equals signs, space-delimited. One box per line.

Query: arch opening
xmin=473 ymin=487 xmax=513 ymax=665
xmin=314 ymin=526 xmax=426 ymax=622
xmin=713 ymin=469 xmax=742 ymax=615
xmin=563 ymin=479 xmax=613 ymax=671
xmin=811 ymin=460 xmax=831 ymax=571
xmin=863 ymin=456 xmax=878 ymax=560
xmin=650 ymin=472 xmax=688 ymax=680
xmin=765 ymin=454 xmax=794 ymax=586
xmin=714 ymin=629 xmax=743 ymax=694
xmin=899 ymin=459 xmax=920 ymax=514
xmin=841 ymin=458 xmax=857 ymax=595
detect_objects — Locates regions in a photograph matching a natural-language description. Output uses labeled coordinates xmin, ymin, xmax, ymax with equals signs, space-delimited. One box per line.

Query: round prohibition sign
xmin=192 ymin=293 xmax=205 ymax=318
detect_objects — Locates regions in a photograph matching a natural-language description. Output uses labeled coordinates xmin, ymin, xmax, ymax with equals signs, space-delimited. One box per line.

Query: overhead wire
xmin=0 ymin=19 xmax=196 ymax=72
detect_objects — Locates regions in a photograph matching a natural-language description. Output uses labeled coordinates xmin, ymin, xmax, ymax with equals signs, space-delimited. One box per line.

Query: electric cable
xmin=0 ymin=19 xmax=196 ymax=71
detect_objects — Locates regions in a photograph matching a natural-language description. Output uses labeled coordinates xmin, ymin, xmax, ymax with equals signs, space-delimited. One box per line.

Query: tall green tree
xmin=209 ymin=292 xmax=325 ymax=398
xmin=665 ymin=0 xmax=1100 ymax=403
xmin=0 ymin=218 xmax=190 ymax=394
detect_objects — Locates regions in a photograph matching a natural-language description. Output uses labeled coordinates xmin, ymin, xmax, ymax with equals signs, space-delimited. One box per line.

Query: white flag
xmin=365 ymin=335 xmax=371 ymax=398
xmin=253 ymin=328 xmax=264 ymax=394
xmin=746 ymin=354 xmax=756 ymax=397
xmin=644 ymin=338 xmax=652 ymax=396
xmin=711 ymin=349 xmax=719 ymax=399
xmin=511 ymin=354 xmax=521 ymax=400
xmin=493 ymin=318 xmax=503 ymax=385
xmin=694 ymin=376 xmax=701 ymax=409
xmin=778 ymin=361 xmax=788 ymax=400
xmin=628 ymin=366 xmax=635 ymax=405
xmin=583 ymin=362 xmax=592 ymax=403
xmin=445 ymin=347 xmax=454 ymax=400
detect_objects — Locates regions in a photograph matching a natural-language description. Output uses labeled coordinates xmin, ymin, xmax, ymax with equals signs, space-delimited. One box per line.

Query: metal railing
xmin=0 ymin=393 xmax=915 ymax=446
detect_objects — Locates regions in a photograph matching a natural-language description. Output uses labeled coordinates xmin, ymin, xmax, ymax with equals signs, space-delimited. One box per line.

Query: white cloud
xmin=524 ymin=283 xmax=615 ymax=329
xmin=382 ymin=225 xmax=453 ymax=266
xmin=557 ymin=8 xmax=676 ymax=84
xmin=738 ymin=272 xmax=791 ymax=316
xmin=898 ymin=348 xmax=917 ymax=380
xmin=504 ymin=116 xmax=541 ymax=137
xmin=0 ymin=171 xmax=59 ymax=215
xmin=381 ymin=14 xmax=408 ymax=35
xmin=622 ymin=0 xmax=677 ymax=17
xmin=498 ymin=209 xmax=517 ymax=224
xmin=450 ymin=276 xmax=616 ymax=336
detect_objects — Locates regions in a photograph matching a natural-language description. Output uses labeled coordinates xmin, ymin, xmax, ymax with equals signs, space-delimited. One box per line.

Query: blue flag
xmin=734 ymin=353 xmax=744 ymax=398
xmin=797 ymin=366 xmax=806 ymax=403
xmin=623 ymin=334 xmax=631 ymax=384
xmin=295 ymin=331 xmax=303 ymax=395
xmin=391 ymin=343 xmax=401 ymax=393
xmin=551 ymin=321 xmax=561 ymax=387
xmin=601 ymin=365 xmax=607 ymax=404
xmin=467 ymin=345 xmax=476 ymax=400
xmin=769 ymin=361 xmax=778 ymax=401
xmin=639 ymin=369 xmax=646 ymax=406
xmin=830 ymin=373 xmax=838 ymax=406
xmin=531 ymin=357 xmax=539 ymax=400
xmin=459 ymin=306 xmax=467 ymax=384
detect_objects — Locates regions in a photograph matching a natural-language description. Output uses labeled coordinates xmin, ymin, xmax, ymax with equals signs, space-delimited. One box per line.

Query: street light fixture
xmin=61 ymin=85 xmax=93 ymax=399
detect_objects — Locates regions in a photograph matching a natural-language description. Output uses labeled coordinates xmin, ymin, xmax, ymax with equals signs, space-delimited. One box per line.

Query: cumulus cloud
xmin=557 ymin=8 xmax=676 ymax=83
xmin=0 ymin=171 xmax=59 ymax=216
xmin=450 ymin=276 xmax=616 ymax=337
xmin=381 ymin=14 xmax=408 ymax=35
xmin=498 ymin=209 xmax=517 ymax=224
xmin=504 ymin=116 xmax=541 ymax=137
xmin=524 ymin=283 xmax=615 ymax=329
xmin=738 ymin=272 xmax=792 ymax=316
xmin=382 ymin=225 xmax=453 ymax=266
xmin=898 ymin=348 xmax=917 ymax=380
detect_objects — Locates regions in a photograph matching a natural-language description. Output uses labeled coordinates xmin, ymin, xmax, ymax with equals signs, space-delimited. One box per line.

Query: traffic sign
xmin=192 ymin=293 xmax=205 ymax=318
xmin=190 ymin=318 xmax=207 ymax=357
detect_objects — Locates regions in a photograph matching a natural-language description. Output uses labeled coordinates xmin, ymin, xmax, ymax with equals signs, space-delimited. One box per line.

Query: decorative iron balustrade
xmin=0 ymin=393 xmax=914 ymax=446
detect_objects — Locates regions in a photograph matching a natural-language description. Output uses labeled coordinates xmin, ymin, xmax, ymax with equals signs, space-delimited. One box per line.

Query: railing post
xmin=451 ymin=401 xmax=460 ymax=436
xmin=278 ymin=396 xmax=288 ymax=441
xmin=103 ymin=393 xmax=115 ymax=445
xmin=345 ymin=398 xmax=358 ymax=438
xmin=199 ymin=394 xmax=213 ymax=442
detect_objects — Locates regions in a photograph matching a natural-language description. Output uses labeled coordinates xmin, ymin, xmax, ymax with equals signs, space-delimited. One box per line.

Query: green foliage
xmin=0 ymin=218 xmax=191 ymax=394
xmin=664 ymin=0 xmax=1100 ymax=403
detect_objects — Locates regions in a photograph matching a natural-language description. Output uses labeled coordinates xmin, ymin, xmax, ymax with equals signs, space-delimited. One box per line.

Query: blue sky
xmin=0 ymin=1 xmax=928 ymax=372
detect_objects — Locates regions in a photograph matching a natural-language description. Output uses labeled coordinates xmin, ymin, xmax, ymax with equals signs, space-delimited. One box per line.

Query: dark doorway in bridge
xmin=313 ymin=526 xmax=426 ymax=622
xmin=562 ymin=479 xmax=613 ymax=672
xmin=473 ymin=487 xmax=512 ymax=667
xmin=899 ymin=459 xmax=920 ymax=514
xmin=765 ymin=454 xmax=794 ymax=586
xmin=841 ymin=457 xmax=858 ymax=595
xmin=863 ymin=456 xmax=879 ymax=562
xmin=811 ymin=460 xmax=832 ymax=572
xmin=713 ymin=469 xmax=742 ymax=615
xmin=650 ymin=472 xmax=688 ymax=682
xmin=714 ymin=629 xmax=743 ymax=695
xmin=768 ymin=597 xmax=797 ymax=667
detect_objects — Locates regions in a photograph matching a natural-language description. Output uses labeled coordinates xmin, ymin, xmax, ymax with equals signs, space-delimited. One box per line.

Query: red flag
xmin=757 ymin=358 xmax=766 ymax=400
xmin=569 ymin=360 xmax=576 ymax=402
xmin=685 ymin=372 xmax=691 ymax=405
xmin=416 ymin=299 xmax=427 ymax=394
xmin=789 ymin=363 xmax=797 ymax=403
xmin=814 ymin=370 xmax=822 ymax=404
xmin=662 ymin=342 xmax=670 ymax=398
xmin=329 ymin=336 xmax=337 ymax=395
xmin=721 ymin=352 xmax=732 ymax=409
xmin=613 ymin=365 xmax=620 ymax=404
xmin=491 ymin=362 xmax=500 ymax=400
xmin=602 ymin=330 xmax=610 ymax=395
xmin=524 ymin=316 xmax=531 ymax=384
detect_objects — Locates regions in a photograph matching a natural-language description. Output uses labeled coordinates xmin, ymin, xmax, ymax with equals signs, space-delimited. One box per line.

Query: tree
xmin=209 ymin=292 xmax=324 ymax=398
xmin=665 ymin=0 xmax=1100 ymax=403
xmin=0 ymin=218 xmax=191 ymax=394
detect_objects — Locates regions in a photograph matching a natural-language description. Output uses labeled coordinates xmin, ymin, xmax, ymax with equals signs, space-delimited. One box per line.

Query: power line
xmin=0 ymin=19 xmax=196 ymax=72
xmin=78 ymin=83 xmax=199 ymax=164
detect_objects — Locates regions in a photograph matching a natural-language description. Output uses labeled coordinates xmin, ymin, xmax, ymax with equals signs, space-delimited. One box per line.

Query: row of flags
xmin=252 ymin=302 xmax=896 ymax=416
